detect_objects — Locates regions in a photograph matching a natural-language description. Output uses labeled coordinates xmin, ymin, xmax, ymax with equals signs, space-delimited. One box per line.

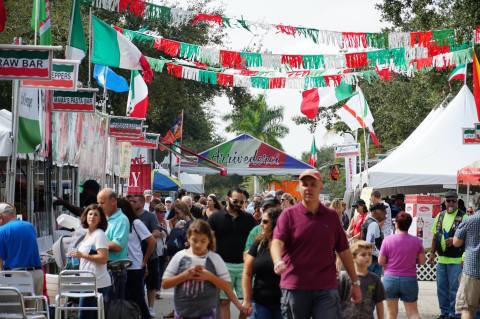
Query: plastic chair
xmin=54 ymin=270 xmax=104 ymax=319
xmin=0 ymin=287 xmax=45 ymax=319
xmin=0 ymin=271 xmax=49 ymax=319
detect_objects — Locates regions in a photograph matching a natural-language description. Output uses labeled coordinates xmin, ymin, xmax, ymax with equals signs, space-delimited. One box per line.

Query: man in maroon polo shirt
xmin=271 ymin=169 xmax=361 ymax=319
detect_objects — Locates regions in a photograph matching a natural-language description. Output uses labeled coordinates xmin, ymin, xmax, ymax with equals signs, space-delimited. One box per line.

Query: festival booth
xmin=179 ymin=133 xmax=313 ymax=176
xmin=352 ymin=86 xmax=480 ymax=195
xmin=457 ymin=160 xmax=480 ymax=185
xmin=152 ymin=168 xmax=181 ymax=191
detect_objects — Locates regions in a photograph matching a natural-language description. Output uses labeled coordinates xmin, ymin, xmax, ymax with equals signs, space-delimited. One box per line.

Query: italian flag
xmin=309 ymin=137 xmax=317 ymax=167
xmin=92 ymin=16 xmax=153 ymax=83
xmin=300 ymin=81 xmax=353 ymax=119
xmin=336 ymin=88 xmax=380 ymax=146
xmin=66 ymin=0 xmax=86 ymax=61
xmin=448 ymin=64 xmax=467 ymax=83
xmin=18 ymin=86 xmax=42 ymax=153
xmin=474 ymin=50 xmax=480 ymax=121
xmin=31 ymin=0 xmax=52 ymax=45
xmin=127 ymin=70 xmax=148 ymax=118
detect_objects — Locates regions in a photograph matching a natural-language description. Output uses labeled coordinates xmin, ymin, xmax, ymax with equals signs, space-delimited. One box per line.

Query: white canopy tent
xmin=353 ymin=86 xmax=480 ymax=195
xmin=179 ymin=173 xmax=204 ymax=194
xmin=0 ymin=109 xmax=12 ymax=157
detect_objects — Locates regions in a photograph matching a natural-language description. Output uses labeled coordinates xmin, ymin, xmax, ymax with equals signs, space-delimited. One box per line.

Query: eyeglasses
xmin=261 ymin=219 xmax=270 ymax=224
xmin=446 ymin=199 xmax=457 ymax=203
xmin=231 ymin=200 xmax=244 ymax=205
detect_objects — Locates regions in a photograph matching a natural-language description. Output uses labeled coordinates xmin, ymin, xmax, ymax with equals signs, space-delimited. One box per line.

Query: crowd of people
xmin=0 ymin=169 xmax=479 ymax=319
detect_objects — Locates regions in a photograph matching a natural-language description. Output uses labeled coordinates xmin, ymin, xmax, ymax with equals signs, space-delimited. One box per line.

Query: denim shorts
xmin=383 ymin=275 xmax=419 ymax=302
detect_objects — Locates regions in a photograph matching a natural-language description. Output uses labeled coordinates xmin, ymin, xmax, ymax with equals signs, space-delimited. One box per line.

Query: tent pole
xmin=467 ymin=183 xmax=470 ymax=209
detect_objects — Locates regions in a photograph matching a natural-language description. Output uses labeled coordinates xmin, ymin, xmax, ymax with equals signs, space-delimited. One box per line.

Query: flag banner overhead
xmin=52 ymin=88 xmax=97 ymax=112
xmin=126 ymin=70 xmax=148 ymax=118
xmin=93 ymin=64 xmax=128 ymax=92
xmin=131 ymin=133 xmax=159 ymax=149
xmin=179 ymin=133 xmax=313 ymax=176
xmin=309 ymin=137 xmax=317 ymax=166
xmin=66 ymin=0 xmax=86 ymax=61
xmin=448 ymin=64 xmax=466 ymax=83
xmin=18 ymin=85 xmax=42 ymax=153
xmin=0 ymin=45 xmax=53 ymax=79
xmin=108 ymin=116 xmax=144 ymax=137
xmin=22 ymin=59 xmax=79 ymax=90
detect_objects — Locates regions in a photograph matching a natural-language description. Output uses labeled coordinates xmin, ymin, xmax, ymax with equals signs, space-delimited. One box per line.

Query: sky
xmin=199 ymin=0 xmax=389 ymax=158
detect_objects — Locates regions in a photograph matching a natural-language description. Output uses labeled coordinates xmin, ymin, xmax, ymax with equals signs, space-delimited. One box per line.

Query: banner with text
xmin=131 ymin=133 xmax=160 ymax=149
xmin=52 ymin=88 xmax=97 ymax=112
xmin=109 ymin=116 xmax=144 ymax=137
xmin=0 ymin=45 xmax=53 ymax=79
xmin=128 ymin=163 xmax=151 ymax=194
xmin=22 ymin=59 xmax=79 ymax=90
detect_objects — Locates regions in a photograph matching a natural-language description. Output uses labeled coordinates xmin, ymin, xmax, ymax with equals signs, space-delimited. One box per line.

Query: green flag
xmin=31 ymin=0 xmax=52 ymax=45
xmin=18 ymin=86 xmax=42 ymax=153
xmin=66 ymin=0 xmax=86 ymax=60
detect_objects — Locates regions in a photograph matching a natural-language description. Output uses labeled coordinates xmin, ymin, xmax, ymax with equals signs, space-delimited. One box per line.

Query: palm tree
xmin=222 ymin=95 xmax=289 ymax=150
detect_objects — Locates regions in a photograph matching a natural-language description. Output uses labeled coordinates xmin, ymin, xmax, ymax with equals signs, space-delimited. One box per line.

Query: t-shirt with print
xmin=248 ymin=240 xmax=281 ymax=309
xmin=163 ymin=249 xmax=231 ymax=318
xmin=77 ymin=229 xmax=111 ymax=289
xmin=338 ymin=271 xmax=385 ymax=319
xmin=431 ymin=210 xmax=467 ymax=264
xmin=128 ymin=219 xmax=152 ymax=269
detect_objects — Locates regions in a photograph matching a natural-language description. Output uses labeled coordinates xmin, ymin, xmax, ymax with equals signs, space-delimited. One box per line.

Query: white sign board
xmin=335 ymin=143 xmax=360 ymax=158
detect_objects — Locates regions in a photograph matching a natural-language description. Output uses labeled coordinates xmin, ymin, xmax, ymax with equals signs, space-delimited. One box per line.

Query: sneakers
xmin=149 ymin=307 xmax=156 ymax=318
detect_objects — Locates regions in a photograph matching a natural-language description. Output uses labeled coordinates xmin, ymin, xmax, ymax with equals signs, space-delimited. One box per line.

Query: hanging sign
xmin=21 ymin=59 xmax=79 ymax=90
xmin=335 ymin=143 xmax=360 ymax=157
xmin=115 ymin=135 xmax=145 ymax=142
xmin=128 ymin=163 xmax=152 ymax=195
xmin=51 ymin=88 xmax=98 ymax=112
xmin=131 ymin=133 xmax=160 ymax=149
xmin=0 ymin=45 xmax=56 ymax=80
xmin=109 ymin=116 xmax=144 ymax=137
xmin=463 ymin=125 xmax=480 ymax=144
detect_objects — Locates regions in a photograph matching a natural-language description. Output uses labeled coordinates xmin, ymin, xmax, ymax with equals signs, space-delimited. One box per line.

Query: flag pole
xmin=177 ymin=109 xmax=184 ymax=178
xmin=34 ymin=0 xmax=39 ymax=45
xmin=88 ymin=6 xmax=93 ymax=87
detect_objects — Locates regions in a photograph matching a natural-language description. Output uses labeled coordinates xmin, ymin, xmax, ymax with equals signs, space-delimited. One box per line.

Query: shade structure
xmin=0 ymin=110 xmax=12 ymax=156
xmin=457 ymin=160 xmax=480 ymax=185
xmin=179 ymin=134 xmax=313 ymax=176
xmin=152 ymin=169 xmax=181 ymax=191
xmin=352 ymin=86 xmax=480 ymax=195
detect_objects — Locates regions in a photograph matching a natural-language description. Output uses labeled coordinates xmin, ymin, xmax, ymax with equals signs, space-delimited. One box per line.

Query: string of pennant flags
xmin=80 ymin=0 xmax=479 ymax=50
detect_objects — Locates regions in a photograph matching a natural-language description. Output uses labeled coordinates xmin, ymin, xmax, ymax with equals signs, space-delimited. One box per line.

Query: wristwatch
xmin=352 ymin=279 xmax=361 ymax=286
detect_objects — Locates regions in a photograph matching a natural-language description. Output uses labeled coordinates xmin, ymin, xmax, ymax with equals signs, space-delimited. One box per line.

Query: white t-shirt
xmin=77 ymin=229 xmax=111 ymax=289
xmin=366 ymin=220 xmax=382 ymax=257
xmin=128 ymin=219 xmax=152 ymax=269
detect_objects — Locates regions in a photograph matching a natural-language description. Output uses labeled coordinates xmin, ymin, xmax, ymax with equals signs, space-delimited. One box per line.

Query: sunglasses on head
xmin=261 ymin=219 xmax=270 ymax=224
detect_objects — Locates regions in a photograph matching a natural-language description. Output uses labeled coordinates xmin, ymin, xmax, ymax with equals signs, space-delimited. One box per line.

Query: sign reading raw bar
xmin=52 ymin=88 xmax=97 ymax=112
xmin=0 ymin=45 xmax=53 ymax=79
xmin=109 ymin=116 xmax=144 ymax=137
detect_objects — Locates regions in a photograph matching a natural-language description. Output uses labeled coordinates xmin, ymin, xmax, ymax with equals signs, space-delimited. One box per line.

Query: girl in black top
xmin=242 ymin=207 xmax=282 ymax=319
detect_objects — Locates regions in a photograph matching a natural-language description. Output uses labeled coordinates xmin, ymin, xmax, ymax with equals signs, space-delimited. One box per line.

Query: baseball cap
xmin=352 ymin=199 xmax=366 ymax=207
xmin=445 ymin=190 xmax=458 ymax=199
xmin=143 ymin=189 xmax=153 ymax=196
xmin=299 ymin=169 xmax=322 ymax=181
xmin=262 ymin=197 xmax=281 ymax=209
xmin=370 ymin=203 xmax=386 ymax=211
xmin=165 ymin=197 xmax=173 ymax=203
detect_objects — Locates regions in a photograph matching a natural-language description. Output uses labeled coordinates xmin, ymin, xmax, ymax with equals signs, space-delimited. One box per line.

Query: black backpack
xmin=165 ymin=226 xmax=187 ymax=256
xmin=106 ymin=299 xmax=141 ymax=319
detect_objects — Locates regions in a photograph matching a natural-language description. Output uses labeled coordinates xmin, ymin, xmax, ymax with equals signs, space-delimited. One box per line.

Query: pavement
xmin=153 ymin=281 xmax=440 ymax=319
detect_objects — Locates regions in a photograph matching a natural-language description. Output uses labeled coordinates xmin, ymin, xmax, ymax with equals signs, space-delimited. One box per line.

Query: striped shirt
xmin=455 ymin=211 xmax=480 ymax=278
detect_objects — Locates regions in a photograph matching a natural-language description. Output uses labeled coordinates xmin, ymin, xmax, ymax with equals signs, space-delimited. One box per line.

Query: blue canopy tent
xmin=152 ymin=169 xmax=181 ymax=191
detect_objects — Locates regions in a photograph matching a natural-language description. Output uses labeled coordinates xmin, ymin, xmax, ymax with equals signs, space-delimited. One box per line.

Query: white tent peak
xmin=355 ymin=85 xmax=480 ymax=194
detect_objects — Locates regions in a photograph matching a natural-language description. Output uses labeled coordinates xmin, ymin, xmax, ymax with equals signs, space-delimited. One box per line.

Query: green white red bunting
xmin=22 ymin=59 xmax=79 ymax=90
xmin=448 ymin=64 xmax=466 ymax=82
xmin=131 ymin=133 xmax=160 ymax=149
xmin=0 ymin=45 xmax=53 ymax=79
xmin=52 ymin=88 xmax=97 ymax=112
xmin=108 ymin=116 xmax=144 ymax=137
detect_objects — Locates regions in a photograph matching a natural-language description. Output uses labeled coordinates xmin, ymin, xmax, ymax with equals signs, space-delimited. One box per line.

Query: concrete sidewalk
xmin=153 ymin=281 xmax=440 ymax=319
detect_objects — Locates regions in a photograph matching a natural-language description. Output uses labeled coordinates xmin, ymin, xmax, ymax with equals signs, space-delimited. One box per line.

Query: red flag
xmin=473 ymin=49 xmax=480 ymax=121
xmin=0 ymin=0 xmax=6 ymax=32
xmin=300 ymin=88 xmax=319 ymax=119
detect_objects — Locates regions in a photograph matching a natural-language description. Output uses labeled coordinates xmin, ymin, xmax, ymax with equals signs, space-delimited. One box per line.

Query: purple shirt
xmin=273 ymin=202 xmax=349 ymax=290
xmin=379 ymin=233 xmax=424 ymax=277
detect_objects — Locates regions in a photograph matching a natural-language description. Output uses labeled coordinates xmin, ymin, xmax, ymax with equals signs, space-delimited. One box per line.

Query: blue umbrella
xmin=152 ymin=170 xmax=181 ymax=191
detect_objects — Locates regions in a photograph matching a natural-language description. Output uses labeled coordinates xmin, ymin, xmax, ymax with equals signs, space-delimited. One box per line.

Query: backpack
xmin=106 ymin=299 xmax=141 ymax=319
xmin=165 ymin=226 xmax=187 ymax=256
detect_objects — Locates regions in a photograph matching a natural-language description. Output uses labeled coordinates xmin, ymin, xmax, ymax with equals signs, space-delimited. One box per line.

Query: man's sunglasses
xmin=231 ymin=199 xmax=244 ymax=205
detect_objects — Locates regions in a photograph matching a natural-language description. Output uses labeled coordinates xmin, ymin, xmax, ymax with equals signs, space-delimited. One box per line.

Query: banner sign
xmin=52 ymin=88 xmax=97 ymax=112
xmin=463 ymin=126 xmax=480 ymax=144
xmin=0 ymin=45 xmax=54 ymax=79
xmin=21 ymin=59 xmax=79 ymax=90
xmin=128 ymin=163 xmax=151 ymax=194
xmin=131 ymin=133 xmax=160 ymax=149
xmin=344 ymin=156 xmax=357 ymax=191
xmin=115 ymin=135 xmax=145 ymax=142
xmin=109 ymin=116 xmax=144 ymax=137
xmin=335 ymin=143 xmax=360 ymax=157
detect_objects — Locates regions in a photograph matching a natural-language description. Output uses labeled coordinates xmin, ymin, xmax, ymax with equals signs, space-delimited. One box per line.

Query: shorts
xmin=219 ymin=262 xmax=243 ymax=300
xmin=145 ymin=257 xmax=160 ymax=290
xmin=456 ymin=273 xmax=480 ymax=313
xmin=383 ymin=275 xmax=418 ymax=302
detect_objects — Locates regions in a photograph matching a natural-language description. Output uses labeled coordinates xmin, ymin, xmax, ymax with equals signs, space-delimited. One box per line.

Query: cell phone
xmin=190 ymin=256 xmax=206 ymax=267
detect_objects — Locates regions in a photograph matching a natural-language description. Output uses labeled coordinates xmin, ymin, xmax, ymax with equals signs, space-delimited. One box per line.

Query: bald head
xmin=0 ymin=203 xmax=16 ymax=225
xmin=97 ymin=188 xmax=118 ymax=216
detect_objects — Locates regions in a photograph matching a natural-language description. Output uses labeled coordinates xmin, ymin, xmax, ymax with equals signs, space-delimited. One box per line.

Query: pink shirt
xmin=273 ymin=202 xmax=349 ymax=290
xmin=379 ymin=233 xmax=424 ymax=277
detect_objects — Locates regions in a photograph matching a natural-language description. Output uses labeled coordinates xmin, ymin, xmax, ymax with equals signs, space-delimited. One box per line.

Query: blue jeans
xmin=79 ymin=286 xmax=110 ymax=319
xmin=250 ymin=302 xmax=282 ymax=319
xmin=437 ymin=263 xmax=462 ymax=317
xmin=281 ymin=289 xmax=340 ymax=319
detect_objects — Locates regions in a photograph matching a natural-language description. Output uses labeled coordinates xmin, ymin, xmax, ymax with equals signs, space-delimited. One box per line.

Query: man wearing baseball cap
xmin=271 ymin=169 xmax=361 ymax=318
xmin=164 ymin=197 xmax=174 ymax=220
xmin=143 ymin=189 xmax=153 ymax=211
